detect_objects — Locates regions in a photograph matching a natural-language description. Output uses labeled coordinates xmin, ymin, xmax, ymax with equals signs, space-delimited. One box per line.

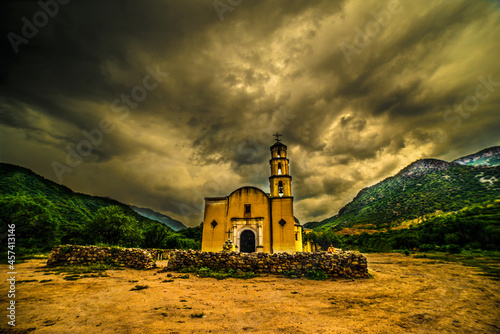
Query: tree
xmin=178 ymin=222 xmax=203 ymax=242
xmin=0 ymin=195 xmax=62 ymax=250
xmin=86 ymin=206 xmax=142 ymax=247
xmin=143 ymin=222 xmax=170 ymax=248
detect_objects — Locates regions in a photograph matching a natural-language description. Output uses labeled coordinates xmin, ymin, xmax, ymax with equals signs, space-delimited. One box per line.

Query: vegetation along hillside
xmin=304 ymin=147 xmax=500 ymax=253
xmin=0 ymin=163 xmax=200 ymax=254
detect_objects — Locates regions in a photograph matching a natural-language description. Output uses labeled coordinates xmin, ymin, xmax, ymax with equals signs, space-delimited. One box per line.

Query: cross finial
xmin=273 ymin=132 xmax=282 ymax=142
xmin=226 ymin=229 xmax=232 ymax=240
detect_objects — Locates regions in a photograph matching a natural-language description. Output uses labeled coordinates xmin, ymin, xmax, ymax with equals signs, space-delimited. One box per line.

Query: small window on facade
xmin=244 ymin=204 xmax=251 ymax=214
xmin=211 ymin=220 xmax=218 ymax=228
xmin=279 ymin=219 xmax=286 ymax=227
xmin=295 ymin=233 xmax=298 ymax=241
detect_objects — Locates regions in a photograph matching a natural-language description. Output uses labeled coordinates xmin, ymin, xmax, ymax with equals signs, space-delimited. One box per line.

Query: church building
xmin=201 ymin=134 xmax=304 ymax=253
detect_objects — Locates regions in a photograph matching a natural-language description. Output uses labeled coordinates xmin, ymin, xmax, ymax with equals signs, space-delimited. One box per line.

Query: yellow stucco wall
xmin=295 ymin=224 xmax=303 ymax=252
xmin=201 ymin=198 xmax=228 ymax=252
xmin=270 ymin=197 xmax=296 ymax=253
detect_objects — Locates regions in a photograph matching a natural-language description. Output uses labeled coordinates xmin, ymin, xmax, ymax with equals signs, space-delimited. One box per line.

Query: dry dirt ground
xmin=1 ymin=253 xmax=499 ymax=334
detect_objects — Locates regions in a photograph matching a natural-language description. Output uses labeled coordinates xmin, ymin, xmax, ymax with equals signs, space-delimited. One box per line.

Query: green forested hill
xmin=313 ymin=160 xmax=500 ymax=230
xmin=303 ymin=147 xmax=500 ymax=253
xmin=0 ymin=163 xmax=199 ymax=252
xmin=305 ymin=200 xmax=500 ymax=253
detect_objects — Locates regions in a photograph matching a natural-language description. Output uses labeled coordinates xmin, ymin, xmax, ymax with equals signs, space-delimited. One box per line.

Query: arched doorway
xmin=240 ymin=230 xmax=256 ymax=253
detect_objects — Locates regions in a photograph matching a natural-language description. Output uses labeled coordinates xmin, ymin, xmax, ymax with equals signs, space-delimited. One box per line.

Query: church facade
xmin=201 ymin=136 xmax=304 ymax=253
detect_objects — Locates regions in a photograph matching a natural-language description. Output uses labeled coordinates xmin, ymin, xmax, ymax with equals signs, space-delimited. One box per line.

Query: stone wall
xmin=47 ymin=245 xmax=157 ymax=269
xmin=166 ymin=250 xmax=369 ymax=278
xmin=47 ymin=246 xmax=369 ymax=278
xmin=146 ymin=248 xmax=174 ymax=261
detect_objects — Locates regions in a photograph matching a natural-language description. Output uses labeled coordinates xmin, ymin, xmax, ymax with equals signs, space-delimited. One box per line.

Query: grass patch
xmin=46 ymin=263 xmax=122 ymax=275
xmin=415 ymin=251 xmax=500 ymax=280
xmin=43 ymin=263 xmax=120 ymax=281
xmin=179 ymin=267 xmax=258 ymax=280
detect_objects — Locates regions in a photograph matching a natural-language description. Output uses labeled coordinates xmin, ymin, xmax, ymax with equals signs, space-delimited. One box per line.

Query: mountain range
xmin=305 ymin=146 xmax=500 ymax=231
xmin=129 ymin=205 xmax=186 ymax=231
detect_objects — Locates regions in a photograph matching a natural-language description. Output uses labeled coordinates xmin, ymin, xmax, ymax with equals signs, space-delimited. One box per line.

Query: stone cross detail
xmin=273 ymin=132 xmax=282 ymax=142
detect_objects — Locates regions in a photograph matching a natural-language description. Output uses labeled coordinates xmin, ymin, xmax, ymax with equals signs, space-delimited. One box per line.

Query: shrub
xmin=419 ymin=244 xmax=437 ymax=252
xmin=61 ymin=245 xmax=73 ymax=254
xmin=445 ymin=244 xmax=462 ymax=254
xmin=283 ymin=270 xmax=298 ymax=278
xmin=179 ymin=266 xmax=257 ymax=280
xmin=305 ymin=270 xmax=327 ymax=281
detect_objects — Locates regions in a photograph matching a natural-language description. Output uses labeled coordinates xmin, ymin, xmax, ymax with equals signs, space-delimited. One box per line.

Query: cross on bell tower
xmin=273 ymin=132 xmax=282 ymax=142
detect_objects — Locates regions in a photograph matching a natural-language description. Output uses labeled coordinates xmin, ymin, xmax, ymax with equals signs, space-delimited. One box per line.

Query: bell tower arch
xmin=269 ymin=133 xmax=292 ymax=198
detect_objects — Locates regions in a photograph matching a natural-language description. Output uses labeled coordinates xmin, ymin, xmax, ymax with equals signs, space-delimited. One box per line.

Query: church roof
xmin=271 ymin=141 xmax=286 ymax=149
xmin=294 ymin=216 xmax=301 ymax=226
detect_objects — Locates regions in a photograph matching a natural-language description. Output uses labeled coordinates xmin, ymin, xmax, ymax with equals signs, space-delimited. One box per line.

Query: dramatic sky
xmin=1 ymin=0 xmax=499 ymax=226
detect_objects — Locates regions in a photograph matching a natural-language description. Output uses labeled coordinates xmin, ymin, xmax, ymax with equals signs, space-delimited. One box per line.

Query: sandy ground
xmin=1 ymin=253 xmax=499 ymax=334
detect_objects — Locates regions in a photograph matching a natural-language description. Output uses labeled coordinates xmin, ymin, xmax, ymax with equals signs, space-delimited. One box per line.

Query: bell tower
xmin=269 ymin=133 xmax=292 ymax=197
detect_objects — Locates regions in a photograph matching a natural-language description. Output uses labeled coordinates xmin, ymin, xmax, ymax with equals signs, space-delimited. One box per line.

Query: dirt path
xmin=1 ymin=253 xmax=499 ymax=333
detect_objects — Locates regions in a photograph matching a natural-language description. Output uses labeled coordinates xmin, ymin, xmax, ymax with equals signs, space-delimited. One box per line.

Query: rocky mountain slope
xmin=306 ymin=146 xmax=500 ymax=230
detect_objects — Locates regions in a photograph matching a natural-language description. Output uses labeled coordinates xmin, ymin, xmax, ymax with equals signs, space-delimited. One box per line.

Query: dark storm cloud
xmin=1 ymin=0 xmax=499 ymax=224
